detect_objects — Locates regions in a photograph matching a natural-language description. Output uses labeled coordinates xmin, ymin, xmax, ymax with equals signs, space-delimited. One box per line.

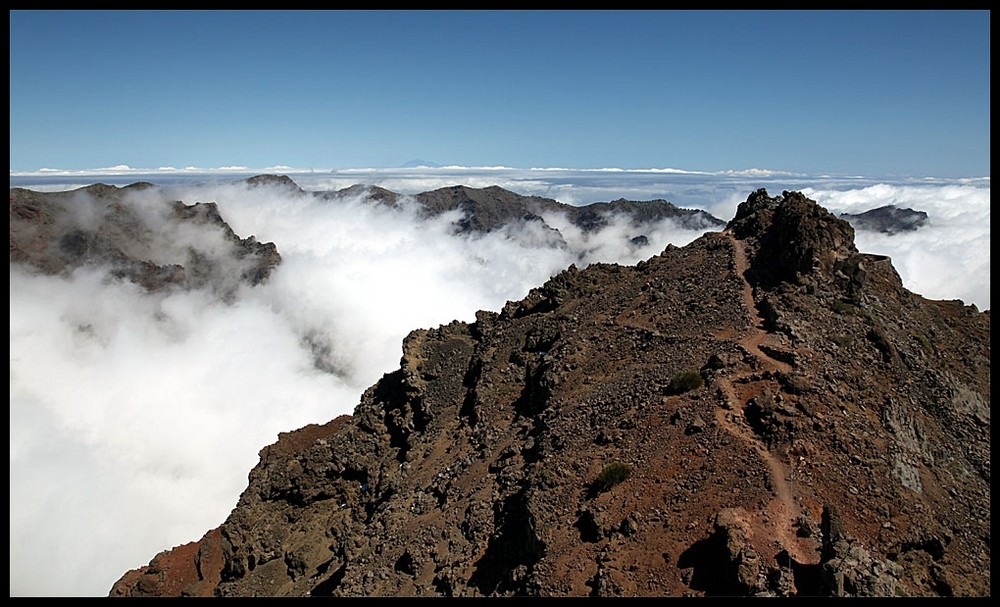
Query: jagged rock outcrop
xmin=729 ymin=188 xmax=867 ymax=301
xmin=818 ymin=504 xmax=902 ymax=596
xmin=9 ymin=183 xmax=281 ymax=296
xmin=106 ymin=188 xmax=989 ymax=597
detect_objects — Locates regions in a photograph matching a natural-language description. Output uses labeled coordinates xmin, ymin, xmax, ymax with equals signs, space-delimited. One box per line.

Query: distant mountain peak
xmin=399 ymin=159 xmax=444 ymax=168
xmin=839 ymin=205 xmax=929 ymax=235
xmin=243 ymin=174 xmax=305 ymax=193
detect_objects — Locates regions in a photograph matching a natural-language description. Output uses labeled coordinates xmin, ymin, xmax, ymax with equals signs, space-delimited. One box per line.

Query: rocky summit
xmin=55 ymin=186 xmax=987 ymax=597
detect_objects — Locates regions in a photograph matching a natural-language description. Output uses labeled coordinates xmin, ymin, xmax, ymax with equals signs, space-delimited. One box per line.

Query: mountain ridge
xmin=97 ymin=187 xmax=989 ymax=597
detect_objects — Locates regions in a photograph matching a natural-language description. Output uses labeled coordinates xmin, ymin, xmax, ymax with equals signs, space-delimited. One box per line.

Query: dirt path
xmin=712 ymin=232 xmax=815 ymax=566
xmin=730 ymin=233 xmax=792 ymax=374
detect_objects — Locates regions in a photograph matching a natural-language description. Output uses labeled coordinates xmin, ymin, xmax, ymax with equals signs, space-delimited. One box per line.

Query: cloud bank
xmin=802 ymin=183 xmax=991 ymax=312
xmin=8 ymin=172 xmax=989 ymax=596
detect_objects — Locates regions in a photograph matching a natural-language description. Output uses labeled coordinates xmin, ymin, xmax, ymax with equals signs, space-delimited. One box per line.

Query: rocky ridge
xmin=106 ymin=188 xmax=989 ymax=597
xmin=9 ymin=177 xmax=929 ymax=295
xmin=9 ymin=182 xmax=281 ymax=296
xmin=323 ymin=183 xmax=727 ymax=250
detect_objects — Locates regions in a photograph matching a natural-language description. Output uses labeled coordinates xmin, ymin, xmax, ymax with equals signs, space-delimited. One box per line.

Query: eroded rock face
xmin=106 ymin=188 xmax=989 ymax=597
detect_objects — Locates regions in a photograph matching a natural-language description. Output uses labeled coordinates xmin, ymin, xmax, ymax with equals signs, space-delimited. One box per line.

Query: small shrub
xmin=831 ymin=299 xmax=858 ymax=316
xmin=592 ymin=461 xmax=632 ymax=494
xmin=914 ymin=333 xmax=932 ymax=352
xmin=830 ymin=334 xmax=853 ymax=348
xmin=665 ymin=370 xmax=703 ymax=395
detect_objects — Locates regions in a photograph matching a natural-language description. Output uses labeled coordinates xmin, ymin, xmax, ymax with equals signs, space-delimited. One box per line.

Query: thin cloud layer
xmin=8 ymin=174 xmax=989 ymax=596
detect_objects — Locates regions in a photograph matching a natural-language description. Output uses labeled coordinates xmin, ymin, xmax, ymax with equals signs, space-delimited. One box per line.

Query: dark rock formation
xmin=108 ymin=188 xmax=989 ymax=597
xmin=318 ymin=182 xmax=721 ymax=253
xmin=414 ymin=185 xmax=563 ymax=234
xmin=244 ymin=174 xmax=307 ymax=194
xmin=322 ymin=183 xmax=401 ymax=206
xmin=840 ymin=205 xmax=929 ymax=235
xmin=570 ymin=197 xmax=723 ymax=232
xmin=412 ymin=185 xmax=725 ymax=235
xmin=9 ymin=183 xmax=281 ymax=297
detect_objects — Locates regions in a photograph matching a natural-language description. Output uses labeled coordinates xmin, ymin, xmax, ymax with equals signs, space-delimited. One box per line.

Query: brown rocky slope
xmin=110 ymin=189 xmax=990 ymax=597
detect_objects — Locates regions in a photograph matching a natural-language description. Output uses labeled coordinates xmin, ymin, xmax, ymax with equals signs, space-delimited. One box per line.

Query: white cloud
xmin=10 ymin=264 xmax=356 ymax=596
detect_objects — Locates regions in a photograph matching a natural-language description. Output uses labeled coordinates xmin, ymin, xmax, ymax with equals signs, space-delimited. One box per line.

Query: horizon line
xmin=8 ymin=164 xmax=991 ymax=183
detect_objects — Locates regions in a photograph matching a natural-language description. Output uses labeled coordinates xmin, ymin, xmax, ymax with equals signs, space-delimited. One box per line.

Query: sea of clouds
xmin=8 ymin=166 xmax=989 ymax=596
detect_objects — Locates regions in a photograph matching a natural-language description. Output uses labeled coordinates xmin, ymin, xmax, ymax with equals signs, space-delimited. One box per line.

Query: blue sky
xmin=9 ymin=10 xmax=991 ymax=177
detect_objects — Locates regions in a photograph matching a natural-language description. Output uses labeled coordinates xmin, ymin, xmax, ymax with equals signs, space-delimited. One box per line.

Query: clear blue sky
xmin=9 ymin=10 xmax=991 ymax=177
